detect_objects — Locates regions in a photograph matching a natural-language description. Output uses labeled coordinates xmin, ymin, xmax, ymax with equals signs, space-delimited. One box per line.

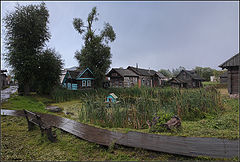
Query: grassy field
xmin=1 ymin=116 xmax=236 ymax=161
xmin=1 ymin=87 xmax=239 ymax=161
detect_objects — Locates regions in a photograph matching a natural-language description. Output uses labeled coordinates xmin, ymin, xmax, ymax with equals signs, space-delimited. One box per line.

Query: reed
xmin=62 ymin=86 xmax=224 ymax=129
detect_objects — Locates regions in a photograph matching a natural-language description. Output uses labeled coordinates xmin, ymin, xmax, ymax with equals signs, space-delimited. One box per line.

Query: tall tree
xmin=158 ymin=69 xmax=172 ymax=78
xmin=73 ymin=7 xmax=116 ymax=88
xmin=3 ymin=3 xmax=50 ymax=95
xmin=37 ymin=48 xmax=63 ymax=95
xmin=172 ymin=66 xmax=185 ymax=77
xmin=194 ymin=66 xmax=214 ymax=81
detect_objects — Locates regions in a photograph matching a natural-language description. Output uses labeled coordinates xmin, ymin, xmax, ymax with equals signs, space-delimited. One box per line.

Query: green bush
xmin=149 ymin=111 xmax=174 ymax=133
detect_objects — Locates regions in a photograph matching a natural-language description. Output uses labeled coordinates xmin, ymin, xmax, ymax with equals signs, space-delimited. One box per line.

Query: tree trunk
xmin=24 ymin=81 xmax=30 ymax=95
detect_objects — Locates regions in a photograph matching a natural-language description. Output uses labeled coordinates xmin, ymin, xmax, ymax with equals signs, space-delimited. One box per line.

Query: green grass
xmin=202 ymin=81 xmax=219 ymax=85
xmin=75 ymin=87 xmax=224 ymax=128
xmin=2 ymin=89 xmax=238 ymax=140
xmin=0 ymin=94 xmax=70 ymax=118
xmin=202 ymin=81 xmax=227 ymax=89
xmin=1 ymin=116 xmax=237 ymax=161
xmin=1 ymin=95 xmax=48 ymax=113
xmin=1 ymin=88 xmax=239 ymax=161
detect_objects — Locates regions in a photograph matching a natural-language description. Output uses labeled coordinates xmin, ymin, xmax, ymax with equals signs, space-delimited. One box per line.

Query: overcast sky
xmin=1 ymin=1 xmax=239 ymax=72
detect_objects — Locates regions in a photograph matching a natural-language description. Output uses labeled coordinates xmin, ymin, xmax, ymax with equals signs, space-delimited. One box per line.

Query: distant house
xmin=106 ymin=66 xmax=166 ymax=88
xmin=219 ymin=53 xmax=239 ymax=95
xmin=127 ymin=66 xmax=156 ymax=87
xmin=153 ymin=72 xmax=168 ymax=87
xmin=62 ymin=68 xmax=94 ymax=90
xmin=127 ymin=66 xmax=166 ymax=87
xmin=210 ymin=76 xmax=219 ymax=82
xmin=219 ymin=71 xmax=228 ymax=84
xmin=106 ymin=68 xmax=139 ymax=87
xmin=168 ymin=70 xmax=204 ymax=88
xmin=167 ymin=77 xmax=187 ymax=88
xmin=0 ymin=70 xmax=9 ymax=89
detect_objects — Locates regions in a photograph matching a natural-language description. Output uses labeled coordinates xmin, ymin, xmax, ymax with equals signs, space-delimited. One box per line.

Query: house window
xmin=82 ymin=80 xmax=86 ymax=87
xmin=87 ymin=80 xmax=91 ymax=87
xmin=193 ymin=82 xmax=196 ymax=87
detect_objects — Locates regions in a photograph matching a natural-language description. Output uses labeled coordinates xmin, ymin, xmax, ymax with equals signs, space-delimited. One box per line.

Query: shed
xmin=167 ymin=77 xmax=187 ymax=88
xmin=106 ymin=93 xmax=118 ymax=103
xmin=168 ymin=70 xmax=204 ymax=88
xmin=219 ymin=53 xmax=239 ymax=94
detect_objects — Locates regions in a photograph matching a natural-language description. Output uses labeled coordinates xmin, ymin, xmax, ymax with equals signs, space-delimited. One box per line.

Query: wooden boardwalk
xmin=1 ymin=109 xmax=239 ymax=159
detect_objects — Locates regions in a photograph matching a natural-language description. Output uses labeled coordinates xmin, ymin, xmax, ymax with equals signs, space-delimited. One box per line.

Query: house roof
xmin=1 ymin=70 xmax=7 ymax=74
xmin=68 ymin=70 xmax=81 ymax=79
xmin=179 ymin=70 xmax=204 ymax=80
xmin=109 ymin=93 xmax=118 ymax=99
xmin=219 ymin=53 xmax=240 ymax=68
xmin=155 ymin=72 xmax=167 ymax=78
xmin=168 ymin=77 xmax=186 ymax=84
xmin=107 ymin=68 xmax=139 ymax=77
xmin=127 ymin=66 xmax=157 ymax=76
xmin=67 ymin=68 xmax=93 ymax=80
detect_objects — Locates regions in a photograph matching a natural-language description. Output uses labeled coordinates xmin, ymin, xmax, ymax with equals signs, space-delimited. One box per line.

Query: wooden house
xmin=0 ymin=70 xmax=9 ymax=89
xmin=153 ymin=72 xmax=168 ymax=87
xmin=106 ymin=68 xmax=139 ymax=88
xmin=127 ymin=66 xmax=166 ymax=87
xmin=219 ymin=53 xmax=239 ymax=94
xmin=168 ymin=70 xmax=204 ymax=88
xmin=167 ymin=77 xmax=187 ymax=88
xmin=62 ymin=68 xmax=94 ymax=90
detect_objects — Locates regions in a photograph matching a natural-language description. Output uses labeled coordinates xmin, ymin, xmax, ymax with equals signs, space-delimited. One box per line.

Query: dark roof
xmin=107 ymin=68 xmax=139 ymax=77
xmin=1 ymin=70 xmax=7 ymax=73
xmin=168 ymin=77 xmax=186 ymax=84
xmin=179 ymin=70 xmax=204 ymax=80
xmin=68 ymin=70 xmax=81 ymax=79
xmin=155 ymin=72 xmax=167 ymax=78
xmin=219 ymin=53 xmax=240 ymax=68
xmin=127 ymin=66 xmax=157 ymax=76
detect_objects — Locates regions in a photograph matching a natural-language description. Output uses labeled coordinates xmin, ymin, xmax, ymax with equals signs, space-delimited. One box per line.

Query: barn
xmin=219 ymin=53 xmax=239 ymax=95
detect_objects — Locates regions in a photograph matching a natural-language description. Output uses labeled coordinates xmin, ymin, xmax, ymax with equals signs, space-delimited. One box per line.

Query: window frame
xmin=82 ymin=80 xmax=86 ymax=87
xmin=87 ymin=80 xmax=91 ymax=87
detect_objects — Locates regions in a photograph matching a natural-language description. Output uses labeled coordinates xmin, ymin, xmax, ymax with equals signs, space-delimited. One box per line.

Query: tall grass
xmin=52 ymin=86 xmax=224 ymax=129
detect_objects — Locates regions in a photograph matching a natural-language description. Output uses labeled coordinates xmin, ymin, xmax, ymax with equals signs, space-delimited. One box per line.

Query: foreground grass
xmin=1 ymin=90 xmax=239 ymax=161
xmin=1 ymin=116 xmax=236 ymax=161
xmin=1 ymin=93 xmax=239 ymax=140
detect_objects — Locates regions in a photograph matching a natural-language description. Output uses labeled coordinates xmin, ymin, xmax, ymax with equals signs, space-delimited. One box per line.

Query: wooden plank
xmin=116 ymin=131 xmax=239 ymax=158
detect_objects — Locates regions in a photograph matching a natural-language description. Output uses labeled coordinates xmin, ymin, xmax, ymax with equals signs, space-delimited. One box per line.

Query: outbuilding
xmin=168 ymin=70 xmax=204 ymax=88
xmin=219 ymin=53 xmax=239 ymax=95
